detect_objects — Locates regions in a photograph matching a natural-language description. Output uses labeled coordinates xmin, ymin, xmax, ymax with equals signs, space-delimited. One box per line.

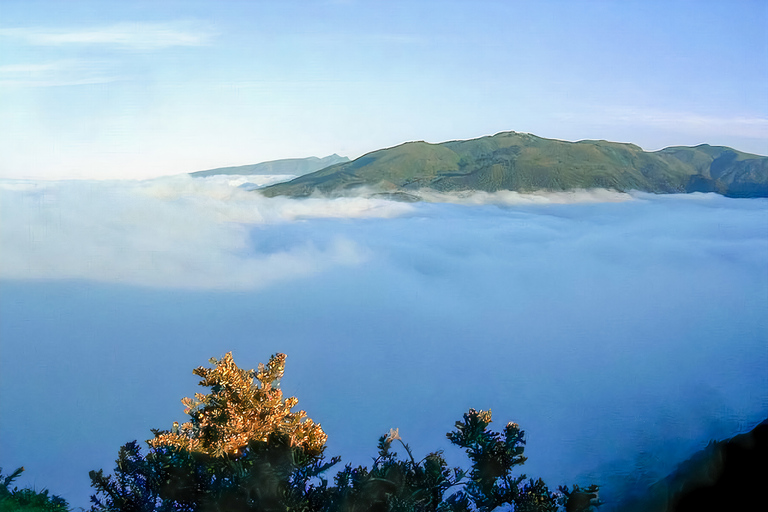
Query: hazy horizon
xmin=4 ymin=130 xmax=768 ymax=185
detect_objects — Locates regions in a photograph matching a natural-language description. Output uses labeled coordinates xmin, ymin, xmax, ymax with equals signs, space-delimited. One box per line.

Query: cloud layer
xmin=0 ymin=176 xmax=421 ymax=288
xmin=0 ymin=177 xmax=650 ymax=289
xmin=1 ymin=177 xmax=766 ymax=509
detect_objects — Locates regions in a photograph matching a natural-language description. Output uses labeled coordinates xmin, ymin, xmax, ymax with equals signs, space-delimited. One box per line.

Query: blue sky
xmin=1 ymin=0 xmax=766 ymax=179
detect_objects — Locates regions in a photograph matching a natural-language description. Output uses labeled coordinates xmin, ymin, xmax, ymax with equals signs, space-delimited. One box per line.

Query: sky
xmin=1 ymin=0 xmax=767 ymax=180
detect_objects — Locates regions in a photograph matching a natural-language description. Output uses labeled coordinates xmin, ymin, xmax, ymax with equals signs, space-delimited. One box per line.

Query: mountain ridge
xmin=190 ymin=154 xmax=349 ymax=178
xmin=259 ymin=132 xmax=768 ymax=199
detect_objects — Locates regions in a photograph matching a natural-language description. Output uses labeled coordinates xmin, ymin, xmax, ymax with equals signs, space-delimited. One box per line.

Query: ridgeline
xmin=260 ymin=132 xmax=768 ymax=199
xmin=190 ymin=154 xmax=349 ymax=178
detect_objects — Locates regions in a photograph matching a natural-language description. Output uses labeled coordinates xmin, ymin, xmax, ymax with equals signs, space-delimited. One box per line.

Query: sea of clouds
xmin=1 ymin=175 xmax=766 ymax=509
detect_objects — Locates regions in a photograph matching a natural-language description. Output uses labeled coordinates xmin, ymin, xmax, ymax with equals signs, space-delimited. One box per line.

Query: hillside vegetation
xmin=260 ymin=132 xmax=768 ymax=198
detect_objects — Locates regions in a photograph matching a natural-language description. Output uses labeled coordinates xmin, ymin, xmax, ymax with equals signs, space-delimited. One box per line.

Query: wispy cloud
xmin=603 ymin=106 xmax=768 ymax=140
xmin=0 ymin=59 xmax=119 ymax=87
xmin=0 ymin=21 xmax=214 ymax=50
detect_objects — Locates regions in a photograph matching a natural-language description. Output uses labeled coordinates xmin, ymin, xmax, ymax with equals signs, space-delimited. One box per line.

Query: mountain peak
xmin=260 ymin=132 xmax=768 ymax=199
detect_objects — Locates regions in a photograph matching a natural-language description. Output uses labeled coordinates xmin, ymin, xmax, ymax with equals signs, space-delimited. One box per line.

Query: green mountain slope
xmin=260 ymin=132 xmax=767 ymax=198
xmin=190 ymin=154 xmax=349 ymax=178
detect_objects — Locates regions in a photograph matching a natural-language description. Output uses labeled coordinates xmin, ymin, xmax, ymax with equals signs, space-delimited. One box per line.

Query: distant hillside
xmin=616 ymin=419 xmax=768 ymax=512
xmin=260 ymin=132 xmax=768 ymax=198
xmin=190 ymin=154 xmax=349 ymax=178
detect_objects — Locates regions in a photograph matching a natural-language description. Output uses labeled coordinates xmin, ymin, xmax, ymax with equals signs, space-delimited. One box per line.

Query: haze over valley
xmin=1 ymin=169 xmax=766 ymax=508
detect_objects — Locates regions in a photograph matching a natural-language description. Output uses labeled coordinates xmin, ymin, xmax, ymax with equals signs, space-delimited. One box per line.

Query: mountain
xmin=190 ymin=154 xmax=349 ymax=178
xmin=260 ymin=132 xmax=768 ymax=199
xmin=616 ymin=419 xmax=768 ymax=512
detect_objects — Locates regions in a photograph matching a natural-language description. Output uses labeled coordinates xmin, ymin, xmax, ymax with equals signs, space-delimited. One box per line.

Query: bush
xmin=90 ymin=353 xmax=601 ymax=512
xmin=0 ymin=467 xmax=69 ymax=512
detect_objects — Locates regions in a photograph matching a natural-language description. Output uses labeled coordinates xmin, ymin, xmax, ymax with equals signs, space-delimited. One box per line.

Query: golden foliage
xmin=148 ymin=352 xmax=327 ymax=458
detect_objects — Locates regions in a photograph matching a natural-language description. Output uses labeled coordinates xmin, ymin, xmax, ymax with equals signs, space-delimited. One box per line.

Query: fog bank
xmin=1 ymin=177 xmax=766 ymax=509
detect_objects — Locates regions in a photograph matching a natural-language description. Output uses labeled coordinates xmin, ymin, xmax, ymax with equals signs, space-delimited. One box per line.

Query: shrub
xmin=0 ymin=467 xmax=69 ymax=512
xmin=90 ymin=353 xmax=601 ymax=512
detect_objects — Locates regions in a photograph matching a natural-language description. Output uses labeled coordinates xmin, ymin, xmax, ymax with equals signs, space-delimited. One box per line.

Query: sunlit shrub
xmin=90 ymin=353 xmax=601 ymax=512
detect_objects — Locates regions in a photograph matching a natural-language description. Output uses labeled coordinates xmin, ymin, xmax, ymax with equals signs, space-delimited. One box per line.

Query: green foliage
xmin=443 ymin=409 xmax=530 ymax=511
xmin=558 ymin=485 xmax=602 ymax=512
xmin=89 ymin=436 xmax=339 ymax=512
xmin=91 ymin=411 xmax=602 ymax=512
xmin=0 ymin=467 xmax=69 ymax=512
xmin=89 ymin=354 xmax=602 ymax=511
xmin=261 ymin=131 xmax=768 ymax=199
xmin=323 ymin=430 xmax=457 ymax=512
xmin=89 ymin=353 xmax=335 ymax=512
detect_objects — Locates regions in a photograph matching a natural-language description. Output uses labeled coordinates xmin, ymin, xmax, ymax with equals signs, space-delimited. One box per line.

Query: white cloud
xmin=0 ymin=176 xmax=673 ymax=289
xmin=0 ymin=62 xmax=65 ymax=73
xmin=417 ymin=188 xmax=634 ymax=205
xmin=0 ymin=59 xmax=118 ymax=87
xmin=0 ymin=21 xmax=214 ymax=49
xmin=603 ymin=106 xmax=768 ymax=141
xmin=2 ymin=175 xmax=764 ymax=291
xmin=0 ymin=176 xmax=411 ymax=289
